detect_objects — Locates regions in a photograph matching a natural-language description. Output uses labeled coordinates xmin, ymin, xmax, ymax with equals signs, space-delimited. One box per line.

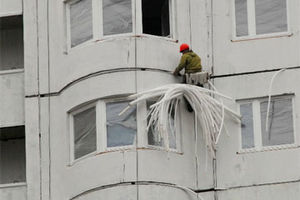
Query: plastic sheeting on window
xmin=147 ymin=101 xmax=176 ymax=149
xmin=240 ymin=103 xmax=254 ymax=149
xmin=260 ymin=97 xmax=294 ymax=146
xmin=106 ymin=101 xmax=136 ymax=147
xmin=73 ymin=107 xmax=96 ymax=159
xmin=70 ymin=0 xmax=93 ymax=47
xmin=235 ymin=0 xmax=248 ymax=37
xmin=255 ymin=0 xmax=287 ymax=35
xmin=0 ymin=15 xmax=24 ymax=70
xmin=103 ymin=0 xmax=133 ymax=36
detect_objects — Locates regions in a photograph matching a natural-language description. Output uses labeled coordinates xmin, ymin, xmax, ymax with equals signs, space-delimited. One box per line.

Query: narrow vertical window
xmin=147 ymin=101 xmax=178 ymax=150
xmin=255 ymin=0 xmax=287 ymax=35
xmin=106 ymin=101 xmax=136 ymax=148
xmin=240 ymin=103 xmax=254 ymax=148
xmin=0 ymin=126 xmax=26 ymax=184
xmin=142 ymin=0 xmax=170 ymax=37
xmin=73 ymin=107 xmax=96 ymax=159
xmin=0 ymin=15 xmax=24 ymax=71
xmin=260 ymin=98 xmax=294 ymax=146
xmin=70 ymin=0 xmax=93 ymax=47
xmin=103 ymin=0 xmax=133 ymax=36
xmin=235 ymin=0 xmax=248 ymax=37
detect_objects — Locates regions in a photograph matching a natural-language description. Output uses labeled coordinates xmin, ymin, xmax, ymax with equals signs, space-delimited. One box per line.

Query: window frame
xmin=69 ymin=102 xmax=98 ymax=162
xmin=65 ymin=0 xmax=176 ymax=50
xmin=140 ymin=98 xmax=182 ymax=153
xmin=237 ymin=95 xmax=297 ymax=153
xmin=232 ymin=0 xmax=291 ymax=41
xmin=69 ymin=97 xmax=182 ymax=164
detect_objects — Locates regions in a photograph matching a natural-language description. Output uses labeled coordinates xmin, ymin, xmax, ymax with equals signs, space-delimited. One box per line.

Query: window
xmin=103 ymin=0 xmax=133 ymax=36
xmin=0 ymin=126 xmax=26 ymax=184
xmin=106 ymin=101 xmax=136 ymax=148
xmin=70 ymin=99 xmax=137 ymax=161
xmin=69 ymin=0 xmax=93 ymax=47
xmin=73 ymin=106 xmax=97 ymax=159
xmin=239 ymin=95 xmax=295 ymax=151
xmin=234 ymin=0 xmax=288 ymax=38
xmin=70 ymin=97 xmax=181 ymax=161
xmin=142 ymin=0 xmax=171 ymax=37
xmin=146 ymin=100 xmax=180 ymax=151
xmin=66 ymin=0 xmax=174 ymax=48
xmin=0 ymin=15 xmax=24 ymax=71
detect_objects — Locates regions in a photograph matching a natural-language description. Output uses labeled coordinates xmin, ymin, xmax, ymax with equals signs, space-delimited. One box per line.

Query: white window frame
xmin=232 ymin=0 xmax=291 ymax=41
xmin=137 ymin=0 xmax=176 ymax=39
xmin=238 ymin=95 xmax=297 ymax=153
xmin=69 ymin=97 xmax=182 ymax=164
xmin=65 ymin=0 xmax=176 ymax=51
xmin=69 ymin=102 xmax=98 ymax=162
xmin=139 ymin=99 xmax=182 ymax=153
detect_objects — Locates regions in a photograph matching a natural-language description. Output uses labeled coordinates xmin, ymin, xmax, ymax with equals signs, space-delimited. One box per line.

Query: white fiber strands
xmin=124 ymin=84 xmax=241 ymax=157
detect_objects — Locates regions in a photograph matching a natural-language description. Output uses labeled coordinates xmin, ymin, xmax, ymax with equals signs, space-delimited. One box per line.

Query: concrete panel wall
xmin=218 ymin=182 xmax=300 ymax=200
xmin=212 ymin=0 xmax=300 ymax=75
xmin=0 ymin=72 xmax=24 ymax=127
xmin=214 ymin=69 xmax=300 ymax=189
xmin=0 ymin=0 xmax=22 ymax=16
xmin=0 ymin=184 xmax=26 ymax=200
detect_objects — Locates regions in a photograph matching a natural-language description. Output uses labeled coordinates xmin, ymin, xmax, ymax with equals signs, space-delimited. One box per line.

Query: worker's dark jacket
xmin=174 ymin=50 xmax=202 ymax=75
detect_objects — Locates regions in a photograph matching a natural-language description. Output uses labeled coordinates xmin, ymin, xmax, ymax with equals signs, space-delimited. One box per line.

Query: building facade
xmin=0 ymin=0 xmax=299 ymax=199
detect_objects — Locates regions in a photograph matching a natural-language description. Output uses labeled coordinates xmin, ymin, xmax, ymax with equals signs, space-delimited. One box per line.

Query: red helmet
xmin=180 ymin=43 xmax=189 ymax=52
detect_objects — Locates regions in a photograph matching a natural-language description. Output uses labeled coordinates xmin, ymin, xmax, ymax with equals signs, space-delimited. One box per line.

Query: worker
xmin=173 ymin=43 xmax=202 ymax=83
xmin=173 ymin=44 xmax=202 ymax=112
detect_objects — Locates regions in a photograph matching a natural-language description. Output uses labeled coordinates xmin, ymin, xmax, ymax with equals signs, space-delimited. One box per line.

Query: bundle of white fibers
xmin=121 ymin=84 xmax=241 ymax=157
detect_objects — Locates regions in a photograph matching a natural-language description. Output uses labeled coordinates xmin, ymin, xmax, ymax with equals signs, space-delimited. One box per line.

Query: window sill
xmin=68 ymin=146 xmax=183 ymax=167
xmin=0 ymin=182 xmax=26 ymax=189
xmin=0 ymin=69 xmax=24 ymax=76
xmin=237 ymin=144 xmax=299 ymax=154
xmin=231 ymin=32 xmax=293 ymax=42
xmin=65 ymin=34 xmax=178 ymax=55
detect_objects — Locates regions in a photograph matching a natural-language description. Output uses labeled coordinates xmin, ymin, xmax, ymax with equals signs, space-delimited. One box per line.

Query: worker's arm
xmin=173 ymin=54 xmax=188 ymax=75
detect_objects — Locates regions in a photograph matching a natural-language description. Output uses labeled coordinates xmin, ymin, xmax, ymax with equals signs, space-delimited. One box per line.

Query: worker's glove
xmin=173 ymin=71 xmax=180 ymax=76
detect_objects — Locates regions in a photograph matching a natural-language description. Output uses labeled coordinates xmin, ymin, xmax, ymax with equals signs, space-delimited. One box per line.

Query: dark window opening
xmin=0 ymin=15 xmax=24 ymax=71
xmin=0 ymin=126 xmax=26 ymax=184
xmin=142 ymin=0 xmax=170 ymax=37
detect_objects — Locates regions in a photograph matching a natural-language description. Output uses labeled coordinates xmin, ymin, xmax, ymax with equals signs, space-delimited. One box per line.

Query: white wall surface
xmin=214 ymin=69 xmax=300 ymax=188
xmin=0 ymin=0 xmax=22 ymax=16
xmin=0 ymin=184 xmax=26 ymax=200
xmin=218 ymin=182 xmax=300 ymax=200
xmin=0 ymin=72 xmax=24 ymax=127
xmin=212 ymin=0 xmax=300 ymax=75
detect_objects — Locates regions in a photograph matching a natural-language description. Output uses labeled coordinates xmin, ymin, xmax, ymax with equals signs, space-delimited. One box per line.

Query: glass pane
xmin=0 ymin=15 xmax=24 ymax=70
xmin=260 ymin=98 xmax=294 ymax=146
xmin=70 ymin=0 xmax=93 ymax=47
xmin=147 ymin=101 xmax=177 ymax=149
xmin=168 ymin=105 xmax=177 ymax=149
xmin=106 ymin=101 xmax=136 ymax=147
xmin=103 ymin=0 xmax=133 ymax=36
xmin=0 ymin=126 xmax=26 ymax=184
xmin=147 ymin=101 xmax=164 ymax=147
xmin=235 ymin=0 xmax=248 ymax=37
xmin=240 ymin=103 xmax=254 ymax=149
xmin=255 ymin=0 xmax=287 ymax=35
xmin=74 ymin=107 xmax=96 ymax=159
